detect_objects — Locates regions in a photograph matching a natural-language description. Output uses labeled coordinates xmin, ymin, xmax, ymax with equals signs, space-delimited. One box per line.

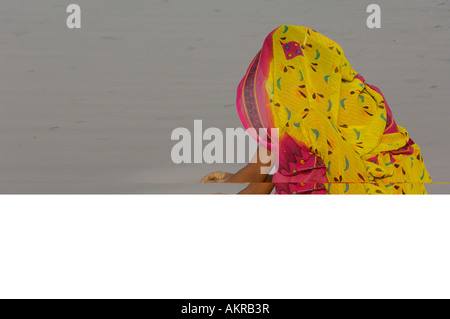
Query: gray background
xmin=0 ymin=0 xmax=448 ymax=193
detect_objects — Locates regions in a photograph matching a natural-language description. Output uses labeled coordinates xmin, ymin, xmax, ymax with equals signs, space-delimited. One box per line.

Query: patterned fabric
xmin=236 ymin=25 xmax=432 ymax=194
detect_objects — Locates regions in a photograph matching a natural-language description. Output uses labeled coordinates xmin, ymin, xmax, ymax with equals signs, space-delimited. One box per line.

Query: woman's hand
xmin=200 ymin=147 xmax=275 ymax=193
xmin=200 ymin=171 xmax=233 ymax=183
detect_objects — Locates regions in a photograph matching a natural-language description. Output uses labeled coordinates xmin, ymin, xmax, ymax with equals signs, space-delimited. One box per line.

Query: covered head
xmin=236 ymin=25 xmax=431 ymax=194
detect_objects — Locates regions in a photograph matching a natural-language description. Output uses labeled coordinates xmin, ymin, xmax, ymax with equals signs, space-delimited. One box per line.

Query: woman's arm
xmin=237 ymin=174 xmax=275 ymax=194
xmin=200 ymin=146 xmax=276 ymax=194
xmin=226 ymin=156 xmax=270 ymax=183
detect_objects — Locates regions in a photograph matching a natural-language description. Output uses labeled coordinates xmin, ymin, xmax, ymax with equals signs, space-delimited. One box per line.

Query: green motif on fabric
xmin=327 ymin=100 xmax=333 ymax=112
xmin=315 ymin=49 xmax=321 ymax=60
xmin=330 ymin=121 xmax=338 ymax=133
xmin=277 ymin=77 xmax=282 ymax=90
xmin=285 ymin=107 xmax=292 ymax=121
xmin=353 ymin=128 xmax=361 ymax=140
xmin=344 ymin=183 xmax=350 ymax=193
xmin=311 ymin=129 xmax=320 ymax=141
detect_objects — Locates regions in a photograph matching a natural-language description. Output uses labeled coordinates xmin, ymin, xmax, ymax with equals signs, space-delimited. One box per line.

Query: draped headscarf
xmin=236 ymin=25 xmax=431 ymax=194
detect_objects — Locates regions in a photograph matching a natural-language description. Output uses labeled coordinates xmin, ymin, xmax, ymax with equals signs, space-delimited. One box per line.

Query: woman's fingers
xmin=200 ymin=172 xmax=226 ymax=183
xmin=200 ymin=172 xmax=232 ymax=183
xmin=200 ymin=172 xmax=221 ymax=183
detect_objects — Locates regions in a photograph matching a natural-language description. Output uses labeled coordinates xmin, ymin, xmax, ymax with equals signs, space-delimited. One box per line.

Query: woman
xmin=201 ymin=25 xmax=431 ymax=194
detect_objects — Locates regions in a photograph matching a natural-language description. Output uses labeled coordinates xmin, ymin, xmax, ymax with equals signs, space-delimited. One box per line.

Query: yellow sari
xmin=236 ymin=25 xmax=431 ymax=194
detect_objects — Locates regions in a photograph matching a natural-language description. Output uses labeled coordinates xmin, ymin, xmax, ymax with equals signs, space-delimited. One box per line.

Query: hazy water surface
xmin=0 ymin=0 xmax=449 ymax=193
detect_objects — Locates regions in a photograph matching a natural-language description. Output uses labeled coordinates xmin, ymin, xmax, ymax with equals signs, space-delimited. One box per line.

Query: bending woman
xmin=201 ymin=25 xmax=431 ymax=194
